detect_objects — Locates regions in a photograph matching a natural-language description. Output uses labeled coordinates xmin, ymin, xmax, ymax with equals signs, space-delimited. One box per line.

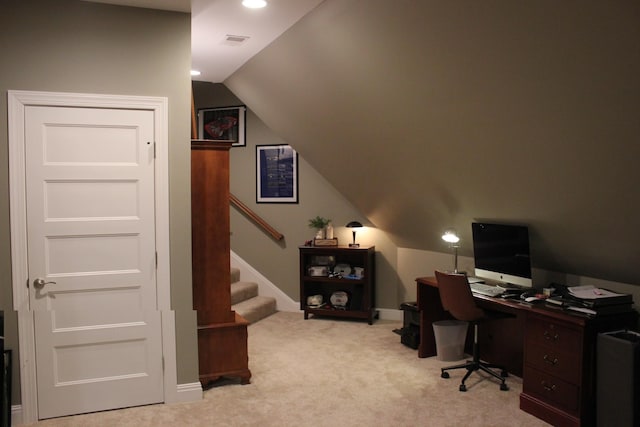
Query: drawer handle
xmin=541 ymin=381 xmax=556 ymax=392
xmin=543 ymin=331 xmax=559 ymax=341
xmin=543 ymin=354 xmax=558 ymax=365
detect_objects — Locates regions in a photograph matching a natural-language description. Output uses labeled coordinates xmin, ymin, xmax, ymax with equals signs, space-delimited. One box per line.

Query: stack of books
xmin=545 ymin=285 xmax=634 ymax=316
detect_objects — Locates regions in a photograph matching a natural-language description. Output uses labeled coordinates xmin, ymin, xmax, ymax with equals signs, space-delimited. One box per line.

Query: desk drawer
xmin=525 ymin=343 xmax=581 ymax=384
xmin=526 ymin=316 xmax=582 ymax=353
xmin=523 ymin=365 xmax=580 ymax=413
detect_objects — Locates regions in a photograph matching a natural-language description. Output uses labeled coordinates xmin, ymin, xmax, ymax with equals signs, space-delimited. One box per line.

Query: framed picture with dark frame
xmin=198 ymin=105 xmax=246 ymax=146
xmin=256 ymin=144 xmax=298 ymax=203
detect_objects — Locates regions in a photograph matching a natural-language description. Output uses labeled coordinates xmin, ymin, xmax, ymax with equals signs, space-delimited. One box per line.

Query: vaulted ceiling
xmin=86 ymin=0 xmax=324 ymax=83
xmin=224 ymin=1 xmax=640 ymax=285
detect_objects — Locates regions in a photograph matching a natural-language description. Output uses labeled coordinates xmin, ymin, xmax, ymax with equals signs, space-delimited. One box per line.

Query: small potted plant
xmin=308 ymin=216 xmax=330 ymax=239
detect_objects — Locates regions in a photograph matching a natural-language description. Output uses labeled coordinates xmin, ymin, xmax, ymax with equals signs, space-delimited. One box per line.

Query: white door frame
xmin=8 ymin=90 xmax=184 ymax=423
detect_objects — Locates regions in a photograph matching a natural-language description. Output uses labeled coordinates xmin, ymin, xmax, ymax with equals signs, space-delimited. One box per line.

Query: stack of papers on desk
xmin=545 ymin=285 xmax=634 ymax=316
xmin=567 ymin=285 xmax=632 ymax=306
xmin=568 ymin=285 xmax=628 ymax=300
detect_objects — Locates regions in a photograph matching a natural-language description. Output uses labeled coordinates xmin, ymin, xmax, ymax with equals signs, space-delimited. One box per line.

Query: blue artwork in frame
xmin=256 ymin=144 xmax=298 ymax=203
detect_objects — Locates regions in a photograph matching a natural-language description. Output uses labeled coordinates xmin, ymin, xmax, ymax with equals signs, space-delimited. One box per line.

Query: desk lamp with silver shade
xmin=442 ymin=229 xmax=461 ymax=273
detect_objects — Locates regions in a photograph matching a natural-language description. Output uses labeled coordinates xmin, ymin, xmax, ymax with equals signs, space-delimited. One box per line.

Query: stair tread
xmin=232 ymin=295 xmax=275 ymax=308
xmin=231 ymin=281 xmax=258 ymax=292
xmin=229 ymin=268 xmax=276 ymax=324
xmin=233 ymin=295 xmax=277 ymax=324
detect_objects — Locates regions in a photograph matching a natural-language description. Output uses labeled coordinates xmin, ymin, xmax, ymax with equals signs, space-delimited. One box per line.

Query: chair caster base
xmin=500 ymin=383 xmax=509 ymax=391
xmin=459 ymin=384 xmax=467 ymax=392
xmin=441 ymin=371 xmax=450 ymax=379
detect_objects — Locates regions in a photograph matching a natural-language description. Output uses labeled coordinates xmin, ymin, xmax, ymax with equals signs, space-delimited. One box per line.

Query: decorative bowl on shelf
xmin=330 ymin=291 xmax=349 ymax=309
xmin=307 ymin=294 xmax=323 ymax=307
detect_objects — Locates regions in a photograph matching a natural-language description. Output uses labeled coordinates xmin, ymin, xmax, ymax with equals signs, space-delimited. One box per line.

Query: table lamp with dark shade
xmin=346 ymin=221 xmax=363 ymax=247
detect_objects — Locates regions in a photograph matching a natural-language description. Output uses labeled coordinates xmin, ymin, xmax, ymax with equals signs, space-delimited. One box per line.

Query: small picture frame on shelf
xmin=198 ymin=105 xmax=246 ymax=147
xmin=313 ymin=238 xmax=338 ymax=246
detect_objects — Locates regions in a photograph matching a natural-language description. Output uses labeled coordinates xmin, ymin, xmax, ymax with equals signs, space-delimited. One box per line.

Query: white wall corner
xmin=230 ymin=250 xmax=300 ymax=312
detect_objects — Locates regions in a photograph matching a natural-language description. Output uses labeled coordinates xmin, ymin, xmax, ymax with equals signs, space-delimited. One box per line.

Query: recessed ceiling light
xmin=191 ymin=70 xmax=201 ymax=76
xmin=242 ymin=0 xmax=267 ymax=9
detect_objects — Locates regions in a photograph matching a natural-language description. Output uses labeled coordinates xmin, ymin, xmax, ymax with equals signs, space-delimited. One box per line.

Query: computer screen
xmin=471 ymin=222 xmax=532 ymax=288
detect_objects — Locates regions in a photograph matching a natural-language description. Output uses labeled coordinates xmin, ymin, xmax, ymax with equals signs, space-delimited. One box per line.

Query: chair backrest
xmin=435 ymin=270 xmax=485 ymax=322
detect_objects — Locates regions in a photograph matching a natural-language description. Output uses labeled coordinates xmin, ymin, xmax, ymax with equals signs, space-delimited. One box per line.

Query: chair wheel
xmin=500 ymin=383 xmax=509 ymax=391
xmin=501 ymin=370 xmax=509 ymax=377
xmin=459 ymin=384 xmax=467 ymax=392
xmin=441 ymin=371 xmax=450 ymax=379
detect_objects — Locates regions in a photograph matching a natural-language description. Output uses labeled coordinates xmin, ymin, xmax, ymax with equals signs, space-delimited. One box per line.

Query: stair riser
xmin=231 ymin=281 xmax=258 ymax=305
xmin=231 ymin=271 xmax=276 ymax=324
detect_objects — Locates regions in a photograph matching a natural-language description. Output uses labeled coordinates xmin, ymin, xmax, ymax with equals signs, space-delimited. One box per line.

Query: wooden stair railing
xmin=230 ymin=194 xmax=284 ymax=241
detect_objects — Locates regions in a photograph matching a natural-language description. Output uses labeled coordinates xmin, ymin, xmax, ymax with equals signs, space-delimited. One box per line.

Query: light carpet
xmin=28 ymin=311 xmax=550 ymax=426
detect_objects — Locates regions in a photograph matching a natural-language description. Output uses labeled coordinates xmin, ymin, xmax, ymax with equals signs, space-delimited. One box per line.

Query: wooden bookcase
xmin=299 ymin=245 xmax=377 ymax=324
xmin=191 ymin=139 xmax=250 ymax=387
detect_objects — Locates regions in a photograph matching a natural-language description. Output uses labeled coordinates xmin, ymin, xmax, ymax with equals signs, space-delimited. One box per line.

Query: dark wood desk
xmin=416 ymin=276 xmax=638 ymax=427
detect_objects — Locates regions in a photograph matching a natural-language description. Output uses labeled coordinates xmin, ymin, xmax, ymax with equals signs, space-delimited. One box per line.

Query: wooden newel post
xmin=191 ymin=139 xmax=251 ymax=387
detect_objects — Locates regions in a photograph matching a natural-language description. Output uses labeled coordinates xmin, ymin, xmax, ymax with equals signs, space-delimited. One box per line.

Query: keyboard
xmin=470 ymin=282 xmax=504 ymax=297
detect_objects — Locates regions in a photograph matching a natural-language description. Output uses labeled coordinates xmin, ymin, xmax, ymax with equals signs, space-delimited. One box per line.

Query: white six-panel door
xmin=24 ymin=105 xmax=164 ymax=419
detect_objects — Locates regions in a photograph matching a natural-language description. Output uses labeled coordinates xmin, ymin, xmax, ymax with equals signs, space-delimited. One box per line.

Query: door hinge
xmin=155 ymin=251 xmax=158 ymax=269
xmin=162 ymin=356 xmax=165 ymax=372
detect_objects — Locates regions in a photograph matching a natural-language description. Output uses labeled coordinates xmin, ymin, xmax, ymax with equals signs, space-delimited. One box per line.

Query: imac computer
xmin=471 ymin=222 xmax=533 ymax=289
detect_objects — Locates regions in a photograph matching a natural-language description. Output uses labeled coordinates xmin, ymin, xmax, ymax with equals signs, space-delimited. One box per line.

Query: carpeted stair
xmin=231 ymin=267 xmax=277 ymax=324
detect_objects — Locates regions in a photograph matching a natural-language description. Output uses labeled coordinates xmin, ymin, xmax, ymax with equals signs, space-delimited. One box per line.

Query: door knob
xmin=33 ymin=278 xmax=56 ymax=289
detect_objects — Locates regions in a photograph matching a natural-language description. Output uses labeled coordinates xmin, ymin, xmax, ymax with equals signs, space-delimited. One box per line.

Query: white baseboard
xmin=11 ymin=405 xmax=21 ymax=426
xmin=377 ymin=308 xmax=403 ymax=321
xmin=173 ymin=382 xmax=203 ymax=403
xmin=292 ymin=307 xmax=403 ymax=322
xmin=230 ymin=250 xmax=299 ymax=312
xmin=9 ymin=382 xmax=202 ymax=426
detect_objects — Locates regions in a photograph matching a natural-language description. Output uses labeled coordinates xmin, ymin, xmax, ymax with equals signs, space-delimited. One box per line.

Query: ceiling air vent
xmin=223 ymin=34 xmax=250 ymax=46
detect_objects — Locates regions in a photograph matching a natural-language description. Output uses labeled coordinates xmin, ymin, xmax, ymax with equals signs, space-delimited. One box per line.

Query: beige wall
xmin=193 ymin=82 xmax=402 ymax=308
xmin=194 ymin=80 xmax=640 ymax=330
xmin=226 ymin=0 xmax=640 ymax=289
xmin=0 ymin=0 xmax=198 ymax=403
